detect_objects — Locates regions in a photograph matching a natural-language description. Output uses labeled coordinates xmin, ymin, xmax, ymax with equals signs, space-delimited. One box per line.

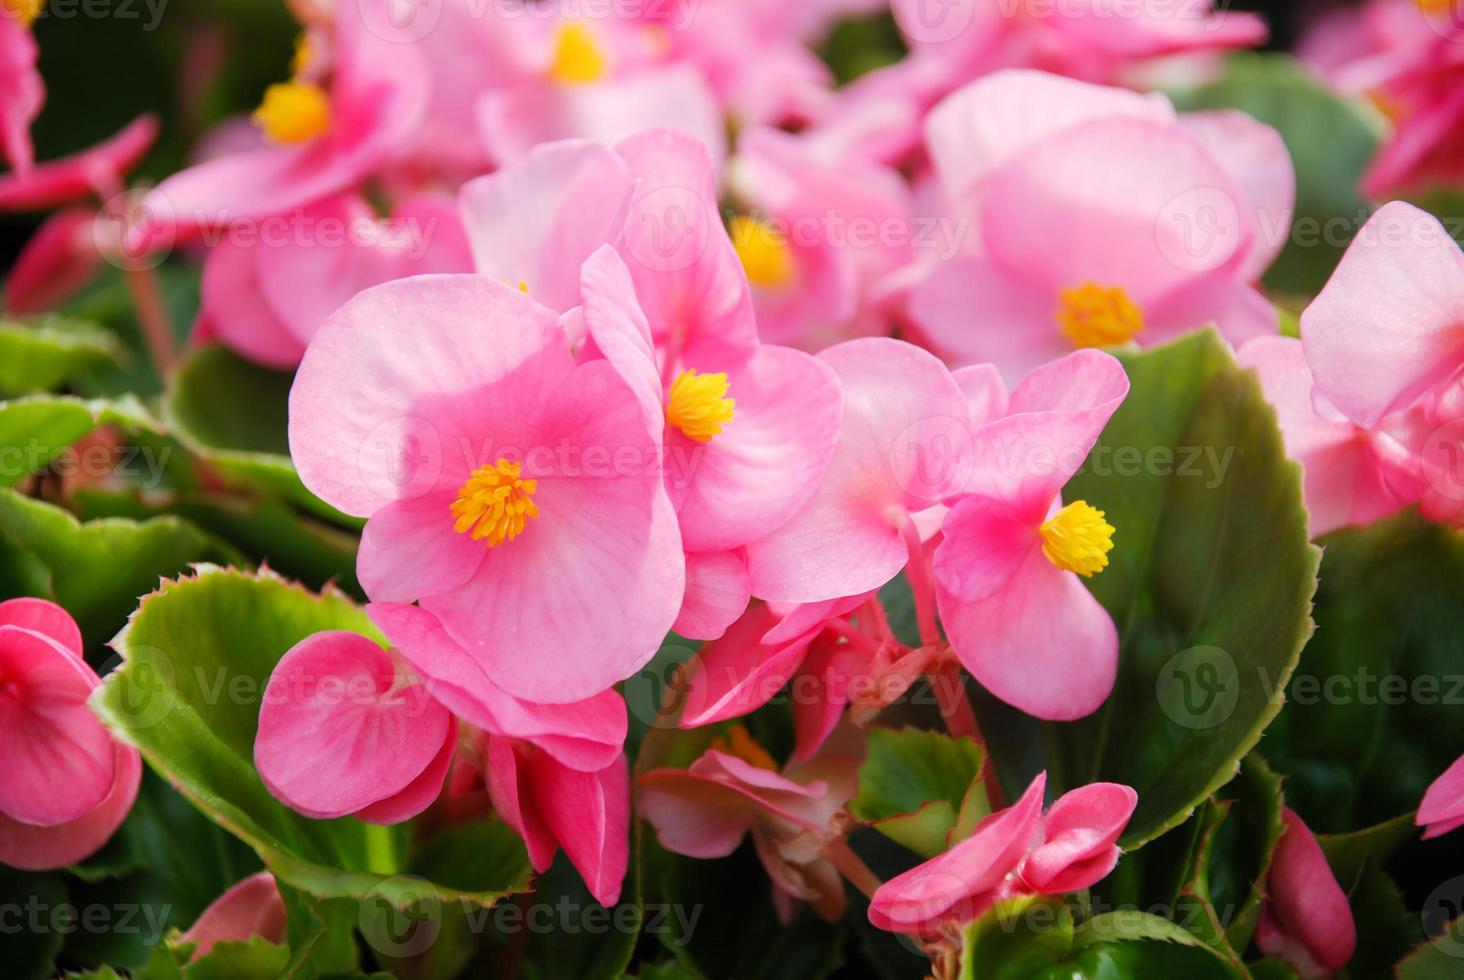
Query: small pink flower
xmin=180 ymin=872 xmax=288 ymax=959
xmin=638 ymin=738 xmax=861 ymax=922
xmin=289 ymin=275 xmax=684 ymax=704
xmin=933 ymin=350 xmax=1129 ymax=720
xmin=485 ymin=735 xmax=629 ymax=907
xmin=254 ymin=630 xmax=456 ymax=824
xmin=907 ymin=70 xmax=1291 ymax=379
xmin=1256 ymin=808 xmax=1357 ymax=977
xmin=867 ymin=772 xmax=1136 ymax=937
xmin=0 ymin=598 xmax=142 ymax=870
xmin=197 ymin=192 xmax=473 ymax=369
xmin=1418 ymin=753 xmax=1464 ymax=840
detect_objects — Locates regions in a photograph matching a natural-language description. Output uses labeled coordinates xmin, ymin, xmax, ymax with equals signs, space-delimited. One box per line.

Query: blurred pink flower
xmin=1255 ymin=807 xmax=1357 ymax=976
xmin=0 ymin=114 xmax=157 ymax=212
xmin=1418 ymin=752 xmax=1464 ymax=839
xmin=180 ymin=872 xmax=288 ymax=959
xmin=0 ymin=598 xmax=142 ymax=870
xmin=0 ymin=4 xmax=41 ymax=175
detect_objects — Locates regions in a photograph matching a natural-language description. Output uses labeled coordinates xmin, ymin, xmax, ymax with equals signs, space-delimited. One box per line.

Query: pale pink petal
xmin=1301 ymin=202 xmax=1464 ymax=428
xmin=579 ymin=243 xmax=663 ymax=428
xmin=933 ymin=495 xmax=1040 ymax=604
xmin=254 ymin=631 xmax=453 ymax=820
xmin=1021 ymin=782 xmax=1137 ymax=894
xmin=1145 ymin=277 xmax=1278 ymax=350
xmin=637 ymin=769 xmax=759 ymax=859
xmin=939 ymin=548 xmax=1119 ymax=721
xmin=0 ymin=742 xmax=140 ymax=871
xmin=951 ymin=364 xmax=1009 ymax=428
xmin=906 ymin=255 xmax=1065 ymax=379
xmin=199 ymin=240 xmax=307 ymax=370
xmin=180 ymin=872 xmax=287 ymax=959
xmin=675 ymin=551 xmax=753 ymax=642
xmin=1419 ymin=753 xmax=1464 ymax=841
xmin=356 ymin=492 xmax=486 ymax=603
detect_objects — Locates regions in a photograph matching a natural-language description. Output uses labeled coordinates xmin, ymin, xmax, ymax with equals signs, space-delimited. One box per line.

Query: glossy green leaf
xmin=1396 ymin=916 xmax=1464 ymax=980
xmin=94 ymin=565 xmax=532 ymax=909
xmin=851 ymin=727 xmax=987 ymax=857
xmin=1032 ymin=329 xmax=1318 ymax=847
xmin=0 ymin=317 xmax=122 ymax=395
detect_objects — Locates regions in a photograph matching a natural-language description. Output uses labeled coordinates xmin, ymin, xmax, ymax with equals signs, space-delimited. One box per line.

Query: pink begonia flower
xmin=0 ymin=114 xmax=158 ymax=212
xmin=289 ymin=275 xmax=684 ymax=705
xmin=1255 ymin=808 xmax=1357 ymax=976
xmin=475 ymin=14 xmax=724 ymax=167
xmin=743 ymin=336 xmax=972 ymax=603
xmin=867 ymin=772 xmax=1136 ymax=937
xmin=366 ymin=602 xmax=626 ymax=773
xmin=129 ymin=0 xmax=427 ymax=249
xmin=255 ymin=631 xmax=456 ymax=824
xmin=196 ymin=192 xmax=472 ymax=369
xmin=485 ymin=735 xmax=629 ymax=907
xmin=907 ymin=71 xmax=1291 ymax=380
xmin=1301 ymin=0 xmax=1464 ymax=198
xmin=0 ymin=598 xmax=142 ymax=870
xmin=1238 ymin=336 xmax=1425 ymax=537
xmin=727 ymin=126 xmax=914 ymax=349
xmin=1418 ymin=752 xmax=1464 ymax=839
xmin=934 ymin=350 xmax=1129 ymax=721
xmin=3 ymin=207 xmax=99 ymax=314
xmin=674 ymin=550 xmax=753 ymax=642
xmin=180 ymin=872 xmax=288 ymax=959
xmin=638 ymin=736 xmax=861 ymax=922
xmin=0 ymin=3 xmax=41 ymax=175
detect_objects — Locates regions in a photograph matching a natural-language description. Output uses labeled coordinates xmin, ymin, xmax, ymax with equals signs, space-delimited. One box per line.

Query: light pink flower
xmin=197 ymin=192 xmax=472 ymax=369
xmin=0 ymin=598 xmax=142 ymax=870
xmin=289 ymin=275 xmax=684 ymax=704
xmin=867 ymin=772 xmax=1136 ymax=937
xmin=255 ymin=630 xmax=456 ymax=824
xmin=1256 ymin=807 xmax=1357 ymax=977
xmin=933 ymin=350 xmax=1128 ymax=720
xmin=485 ymin=735 xmax=629 ymax=907
xmin=907 ymin=70 xmax=1291 ymax=379
xmin=1418 ymin=753 xmax=1464 ymax=840
xmin=638 ymin=739 xmax=861 ymax=922
xmin=180 ymin=872 xmax=288 ymax=959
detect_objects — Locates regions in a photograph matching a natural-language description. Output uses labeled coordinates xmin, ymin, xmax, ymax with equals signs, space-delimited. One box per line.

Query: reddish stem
xmin=821 ymin=837 xmax=883 ymax=901
xmin=932 ymin=662 xmax=1007 ymax=810
xmin=124 ymin=265 xmax=176 ymax=376
xmin=897 ymin=514 xmax=941 ymax=647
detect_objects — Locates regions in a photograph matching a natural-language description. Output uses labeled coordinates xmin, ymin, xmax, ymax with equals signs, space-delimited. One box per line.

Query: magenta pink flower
xmin=867 ymin=772 xmax=1136 ymax=937
xmin=1255 ymin=808 xmax=1357 ymax=976
xmin=0 ymin=3 xmax=41 ymax=175
xmin=485 ymin=735 xmax=629 ymax=907
xmin=3 ymin=207 xmax=99 ymax=314
xmin=0 ymin=598 xmax=141 ymax=870
xmin=180 ymin=872 xmax=287 ymax=960
xmin=197 ymin=192 xmax=472 ymax=368
xmin=933 ymin=350 xmax=1128 ymax=720
xmin=1418 ymin=753 xmax=1464 ymax=840
xmin=638 ymin=738 xmax=861 ymax=922
xmin=255 ymin=630 xmax=456 ymax=824
xmin=0 ymin=114 xmax=157 ymax=212
xmin=908 ymin=70 xmax=1291 ymax=379
xmin=289 ymin=275 xmax=684 ymax=704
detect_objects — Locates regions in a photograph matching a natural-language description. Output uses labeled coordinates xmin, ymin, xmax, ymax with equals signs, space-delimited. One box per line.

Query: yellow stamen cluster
xmin=729 ymin=215 xmax=795 ymax=290
xmin=1056 ymin=283 xmax=1145 ymax=349
xmin=1039 ymin=501 xmax=1115 ymax=578
xmin=666 ymin=369 xmax=735 ymax=443
xmin=1415 ymin=0 xmax=1456 ymax=15
xmin=252 ymin=81 xmax=332 ymax=145
xmin=451 ymin=459 xmax=540 ymax=548
xmin=1 ymin=0 xmax=43 ymax=26
xmin=550 ymin=23 xmax=609 ymax=85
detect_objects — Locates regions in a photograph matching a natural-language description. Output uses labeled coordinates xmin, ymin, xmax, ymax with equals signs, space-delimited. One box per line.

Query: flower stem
xmin=821 ymin=837 xmax=883 ymax=901
xmin=124 ymin=265 xmax=177 ymax=376
xmin=933 ymin=663 xmax=1006 ymax=810
xmin=898 ymin=514 xmax=941 ymax=647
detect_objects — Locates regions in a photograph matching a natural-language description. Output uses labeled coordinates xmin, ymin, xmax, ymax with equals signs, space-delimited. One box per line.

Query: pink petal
xmin=352 ymin=720 xmax=456 ymax=825
xmin=744 ymin=338 xmax=970 ymax=603
xmin=254 ymin=631 xmax=453 ymax=820
xmin=0 ymin=16 xmax=41 ymax=176
xmin=1301 ymin=202 xmax=1464 ymax=428
xmin=1145 ymin=276 xmax=1279 ymax=351
xmin=458 ymin=141 xmax=634 ymax=315
xmin=356 ymin=492 xmax=486 ymax=603
xmin=637 ymin=769 xmax=760 ymax=859
xmin=867 ymin=773 xmax=1046 ymax=936
xmin=367 ymin=602 xmax=626 ymax=772
xmin=578 ymin=243 xmax=663 ymax=429
xmin=1259 ymin=808 xmax=1357 ymax=972
xmin=0 ymin=597 xmax=84 ymax=658
xmin=939 ymin=547 xmax=1119 ymax=721
xmin=0 ymin=742 xmax=141 ymax=870
xmin=528 ymin=751 xmax=630 ymax=906
xmin=0 ymin=624 xmax=114 ymax=826
xmin=3 ymin=208 xmax=101 ymax=315
xmin=1419 ymin=753 xmax=1464 ymax=840
xmin=199 ymin=240 xmax=307 ymax=370
xmin=0 ymin=115 xmax=157 ymax=212
xmin=679 ymin=604 xmax=811 ymax=727
xmin=675 ymin=551 xmax=753 ymax=642
xmin=933 ymin=495 xmax=1040 ymax=604
xmin=180 ymin=872 xmax=287 ymax=959
xmin=485 ymin=737 xmax=559 ymax=871
xmin=1021 ymin=782 xmax=1137 ymax=894
xmin=906 ymin=255 xmax=1065 ymax=379
xmin=952 ymin=364 xmax=1009 ymax=428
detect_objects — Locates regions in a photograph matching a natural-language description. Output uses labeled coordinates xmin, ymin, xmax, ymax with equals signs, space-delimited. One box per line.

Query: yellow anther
xmin=666 ymin=369 xmax=735 ymax=443
xmin=252 ymin=81 xmax=332 ymax=145
xmin=1056 ymin=283 xmax=1144 ymax=349
xmin=550 ymin=23 xmax=609 ymax=85
xmin=730 ymin=215 xmax=795 ymax=290
xmin=451 ymin=459 xmax=540 ymax=548
xmin=1039 ymin=501 xmax=1115 ymax=578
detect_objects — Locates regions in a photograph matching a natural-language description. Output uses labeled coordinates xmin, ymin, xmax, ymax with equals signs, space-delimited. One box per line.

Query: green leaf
xmin=1396 ymin=916 xmax=1464 ymax=980
xmin=1317 ymin=812 xmax=1418 ymax=889
xmin=182 ymin=936 xmax=292 ymax=980
xmin=851 ymin=727 xmax=987 ymax=857
xmin=94 ymin=565 xmax=532 ymax=909
xmin=1032 ymin=329 xmax=1319 ymax=848
xmin=164 ymin=345 xmax=349 ymax=523
xmin=0 ymin=317 xmax=122 ymax=395
xmin=1342 ymin=861 xmax=1419 ymax=980
xmin=0 ymin=394 xmax=159 ymax=488
xmin=0 ymin=488 xmax=233 ymax=649
xmin=1260 ymin=512 xmax=1464 ymax=833
xmin=1170 ymin=54 xmax=1382 ymax=296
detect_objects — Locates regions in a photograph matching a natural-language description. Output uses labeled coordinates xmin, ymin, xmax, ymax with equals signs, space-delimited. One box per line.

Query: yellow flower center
xmin=451 ymin=459 xmax=540 ymax=548
xmin=1056 ymin=283 xmax=1144 ymax=349
xmin=730 ymin=215 xmax=795 ymax=290
xmin=550 ymin=23 xmax=609 ymax=85
xmin=666 ymin=369 xmax=735 ymax=443
xmin=1415 ymin=0 xmax=1456 ymax=14
xmin=291 ymin=33 xmax=315 ymax=76
xmin=712 ymin=723 xmax=779 ymax=771
xmin=1039 ymin=501 xmax=1115 ymax=578
xmin=252 ymin=81 xmax=332 ymax=145
xmin=1 ymin=0 xmax=42 ymax=26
